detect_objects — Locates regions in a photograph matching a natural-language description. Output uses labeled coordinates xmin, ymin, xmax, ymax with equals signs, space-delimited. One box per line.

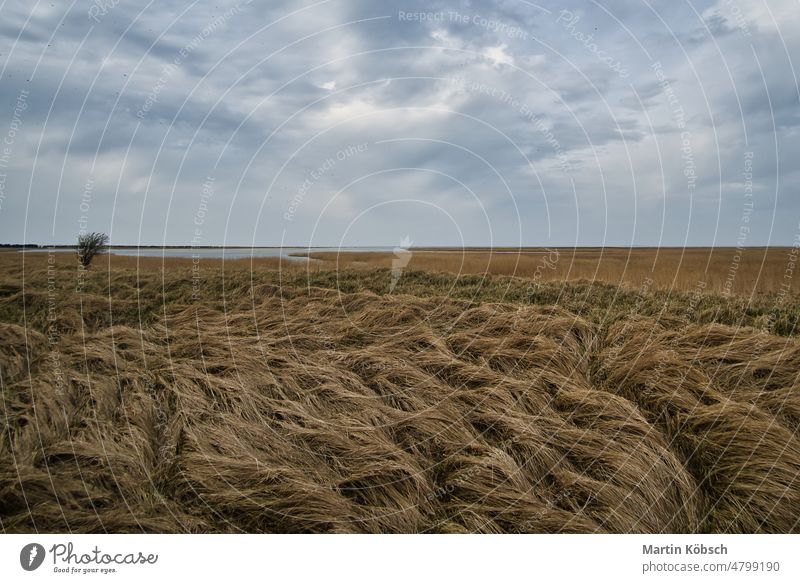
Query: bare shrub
xmin=76 ymin=232 xmax=109 ymax=267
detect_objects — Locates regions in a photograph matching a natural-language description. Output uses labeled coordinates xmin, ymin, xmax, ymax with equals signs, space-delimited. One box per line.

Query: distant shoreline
xmin=2 ymin=245 xmax=797 ymax=250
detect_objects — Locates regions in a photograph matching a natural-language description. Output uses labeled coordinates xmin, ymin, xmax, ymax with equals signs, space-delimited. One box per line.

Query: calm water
xmin=19 ymin=247 xmax=568 ymax=260
xmin=22 ymin=247 xmax=394 ymax=259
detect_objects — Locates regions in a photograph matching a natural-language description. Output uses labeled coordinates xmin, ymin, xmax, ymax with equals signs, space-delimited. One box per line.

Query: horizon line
xmin=4 ymin=244 xmax=799 ymax=250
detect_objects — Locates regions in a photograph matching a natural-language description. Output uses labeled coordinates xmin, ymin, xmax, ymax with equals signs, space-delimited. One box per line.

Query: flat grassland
xmin=1 ymin=249 xmax=799 ymax=533
xmin=295 ymin=246 xmax=799 ymax=295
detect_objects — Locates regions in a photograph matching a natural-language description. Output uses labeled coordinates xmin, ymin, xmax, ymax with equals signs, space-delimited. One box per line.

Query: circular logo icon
xmin=20 ymin=543 xmax=46 ymax=571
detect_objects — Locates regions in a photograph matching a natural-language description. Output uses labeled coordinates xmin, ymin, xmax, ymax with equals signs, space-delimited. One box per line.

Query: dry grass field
xmin=1 ymin=249 xmax=800 ymax=532
xmin=295 ymin=246 xmax=799 ymax=295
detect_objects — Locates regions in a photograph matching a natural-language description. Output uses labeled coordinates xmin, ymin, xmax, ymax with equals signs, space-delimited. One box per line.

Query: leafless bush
xmin=76 ymin=232 xmax=109 ymax=267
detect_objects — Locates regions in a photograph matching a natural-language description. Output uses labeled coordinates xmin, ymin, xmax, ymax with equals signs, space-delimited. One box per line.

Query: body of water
xmin=21 ymin=246 xmax=394 ymax=259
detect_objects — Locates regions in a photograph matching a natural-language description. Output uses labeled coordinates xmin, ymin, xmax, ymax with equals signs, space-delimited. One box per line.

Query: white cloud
xmin=483 ymin=44 xmax=515 ymax=67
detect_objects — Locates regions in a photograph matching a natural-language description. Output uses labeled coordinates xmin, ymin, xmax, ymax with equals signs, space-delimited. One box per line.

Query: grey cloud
xmin=0 ymin=0 xmax=797 ymax=246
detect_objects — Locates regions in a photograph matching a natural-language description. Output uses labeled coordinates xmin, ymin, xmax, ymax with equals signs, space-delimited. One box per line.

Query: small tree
xmin=77 ymin=232 xmax=109 ymax=267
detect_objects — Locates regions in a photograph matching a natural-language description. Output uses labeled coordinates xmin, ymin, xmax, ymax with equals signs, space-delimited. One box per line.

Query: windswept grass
xmin=297 ymin=246 xmax=800 ymax=295
xmin=1 ymin=250 xmax=799 ymax=532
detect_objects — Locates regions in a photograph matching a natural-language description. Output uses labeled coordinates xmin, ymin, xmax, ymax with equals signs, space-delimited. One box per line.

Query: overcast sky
xmin=0 ymin=0 xmax=798 ymax=247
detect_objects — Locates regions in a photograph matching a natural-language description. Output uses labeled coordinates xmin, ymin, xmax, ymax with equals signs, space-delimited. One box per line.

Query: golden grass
xmin=0 ymin=249 xmax=318 ymax=273
xmin=1 ymin=250 xmax=800 ymax=532
xmin=296 ymin=247 xmax=798 ymax=295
